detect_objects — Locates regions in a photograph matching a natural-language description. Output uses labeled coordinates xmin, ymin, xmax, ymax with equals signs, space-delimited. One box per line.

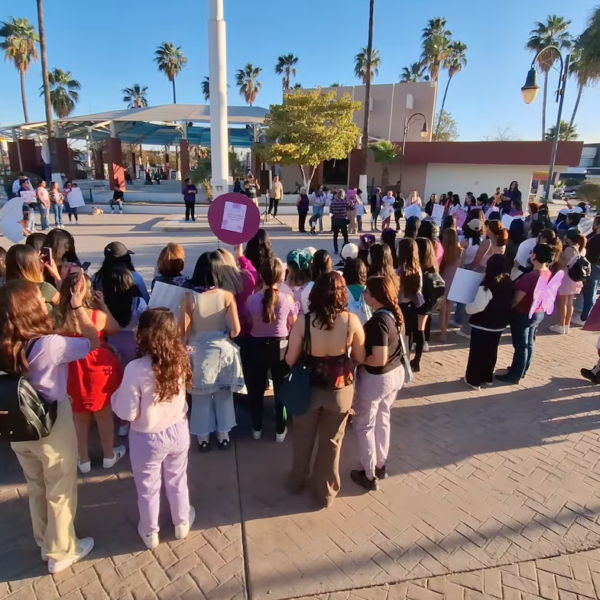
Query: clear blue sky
xmin=0 ymin=0 xmax=598 ymax=142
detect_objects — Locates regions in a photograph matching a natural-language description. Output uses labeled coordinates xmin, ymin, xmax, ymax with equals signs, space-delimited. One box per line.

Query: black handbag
xmin=276 ymin=314 xmax=312 ymax=417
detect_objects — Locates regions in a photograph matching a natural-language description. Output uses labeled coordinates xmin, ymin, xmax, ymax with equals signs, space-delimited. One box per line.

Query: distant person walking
xmin=269 ymin=175 xmax=283 ymax=218
xmin=182 ymin=178 xmax=198 ymax=222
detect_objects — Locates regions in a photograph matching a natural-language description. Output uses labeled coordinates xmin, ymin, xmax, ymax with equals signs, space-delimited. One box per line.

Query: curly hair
xmin=0 ymin=280 xmax=55 ymax=375
xmin=136 ymin=308 xmax=192 ymax=403
xmin=308 ymin=271 xmax=348 ymax=330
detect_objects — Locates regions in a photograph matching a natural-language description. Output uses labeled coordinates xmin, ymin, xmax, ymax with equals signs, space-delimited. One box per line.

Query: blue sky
xmin=0 ymin=0 xmax=598 ymax=142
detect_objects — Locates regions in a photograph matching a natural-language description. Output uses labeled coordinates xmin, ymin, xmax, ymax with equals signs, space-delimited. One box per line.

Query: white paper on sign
xmin=431 ymin=204 xmax=445 ymax=227
xmin=221 ymin=201 xmax=247 ymax=233
xmin=19 ymin=190 xmax=37 ymax=204
xmin=148 ymin=281 xmax=187 ymax=319
xmin=447 ymin=268 xmax=484 ymax=305
xmin=404 ymin=203 xmax=423 ymax=221
xmin=66 ymin=188 xmax=85 ymax=208
xmin=501 ymin=214 xmax=514 ymax=230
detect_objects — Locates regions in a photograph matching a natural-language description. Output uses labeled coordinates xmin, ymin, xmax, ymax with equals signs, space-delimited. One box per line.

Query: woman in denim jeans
xmin=49 ymin=182 xmax=64 ymax=228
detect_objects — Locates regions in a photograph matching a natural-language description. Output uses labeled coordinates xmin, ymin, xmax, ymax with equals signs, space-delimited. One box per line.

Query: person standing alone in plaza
xmin=296 ymin=187 xmax=310 ymax=233
xmin=330 ymin=189 xmax=352 ymax=255
xmin=36 ymin=180 xmax=50 ymax=231
xmin=269 ymin=175 xmax=283 ymax=218
xmin=183 ymin=178 xmax=198 ymax=222
xmin=370 ymin=187 xmax=382 ymax=231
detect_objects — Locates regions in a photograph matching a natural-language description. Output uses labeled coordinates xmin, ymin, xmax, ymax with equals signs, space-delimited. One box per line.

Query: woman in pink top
xmin=111 ymin=308 xmax=195 ymax=550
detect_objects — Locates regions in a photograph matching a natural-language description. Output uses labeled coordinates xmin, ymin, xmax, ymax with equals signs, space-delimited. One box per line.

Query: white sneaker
xmin=423 ymin=342 xmax=430 ymax=352
xmin=48 ymin=537 xmax=94 ymax=574
xmin=175 ymin=506 xmax=196 ymax=540
xmin=463 ymin=377 xmax=481 ymax=391
xmin=118 ymin=424 xmax=130 ymax=437
xmin=78 ymin=460 xmax=91 ymax=474
xmin=571 ymin=316 xmax=585 ymax=326
xmin=103 ymin=445 xmax=126 ymax=469
xmin=252 ymin=429 xmax=262 ymax=440
xmin=138 ymin=526 xmax=159 ymax=550
xmin=549 ymin=324 xmax=566 ymax=335
xmin=456 ymin=330 xmax=471 ymax=339
xmin=276 ymin=427 xmax=288 ymax=443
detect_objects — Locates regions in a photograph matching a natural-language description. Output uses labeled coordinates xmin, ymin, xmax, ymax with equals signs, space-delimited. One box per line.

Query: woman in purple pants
xmin=112 ymin=308 xmax=195 ymax=550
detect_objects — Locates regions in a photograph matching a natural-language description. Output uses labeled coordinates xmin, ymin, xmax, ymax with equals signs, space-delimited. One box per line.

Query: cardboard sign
xmin=207 ymin=192 xmax=261 ymax=245
xmin=432 ymin=204 xmax=445 ymax=227
xmin=66 ymin=188 xmax=85 ymax=208
xmin=447 ymin=268 xmax=484 ymax=305
xmin=19 ymin=190 xmax=37 ymax=204
xmin=404 ymin=203 xmax=423 ymax=221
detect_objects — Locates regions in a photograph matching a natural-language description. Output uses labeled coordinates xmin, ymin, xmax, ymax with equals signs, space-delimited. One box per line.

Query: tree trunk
xmin=172 ymin=79 xmax=177 ymax=104
xmin=569 ymin=83 xmax=583 ymax=132
xmin=361 ymin=0 xmax=375 ymax=177
xmin=435 ymin=75 xmax=453 ymax=138
xmin=299 ymin=165 xmax=316 ymax=191
xmin=19 ymin=69 xmax=29 ymax=123
xmin=541 ymin=70 xmax=549 ymax=141
xmin=381 ymin=164 xmax=389 ymax=190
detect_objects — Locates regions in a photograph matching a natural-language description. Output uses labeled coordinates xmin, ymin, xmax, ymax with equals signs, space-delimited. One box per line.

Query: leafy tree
xmin=432 ymin=110 xmax=458 ymax=142
xmin=420 ymin=18 xmax=452 ymax=81
xmin=154 ymin=42 xmax=187 ymax=104
xmin=236 ymin=63 xmax=262 ymax=106
xmin=526 ymin=15 xmax=572 ymax=140
xmin=292 ymin=83 xmax=302 ymax=90
xmin=545 ymin=120 xmax=578 ymax=141
xmin=260 ymin=89 xmax=361 ymax=189
xmin=122 ymin=84 xmax=148 ymax=108
xmin=436 ymin=41 xmax=467 ymax=137
xmin=354 ymin=47 xmax=380 ymax=83
xmin=331 ymin=82 xmax=341 ymax=87
xmin=0 ymin=17 xmax=39 ymax=122
xmin=202 ymin=76 xmax=210 ymax=101
xmin=370 ymin=140 xmax=399 ymax=190
xmin=275 ymin=54 xmax=299 ymax=91
xmin=39 ymin=68 xmax=80 ymax=118
xmin=577 ymin=182 xmax=600 ymax=209
xmin=399 ymin=62 xmax=429 ymax=82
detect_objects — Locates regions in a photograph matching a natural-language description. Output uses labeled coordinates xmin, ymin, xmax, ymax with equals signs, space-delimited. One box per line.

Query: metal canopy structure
xmin=0 ymin=104 xmax=268 ymax=148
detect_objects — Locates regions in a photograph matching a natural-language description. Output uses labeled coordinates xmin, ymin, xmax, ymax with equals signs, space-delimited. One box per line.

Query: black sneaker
xmin=310 ymin=226 xmax=316 ymax=235
xmin=495 ymin=373 xmax=520 ymax=385
xmin=410 ymin=359 xmax=420 ymax=373
xmin=375 ymin=466 xmax=388 ymax=480
xmin=581 ymin=368 xmax=600 ymax=385
xmin=351 ymin=469 xmax=379 ymax=491
xmin=198 ymin=440 xmax=211 ymax=452
xmin=218 ymin=438 xmax=232 ymax=451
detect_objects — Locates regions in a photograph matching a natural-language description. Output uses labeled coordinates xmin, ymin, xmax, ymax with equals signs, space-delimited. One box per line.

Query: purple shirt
xmin=247 ymin=291 xmax=299 ymax=338
xmin=27 ymin=335 xmax=91 ymax=402
xmin=183 ymin=184 xmax=197 ymax=203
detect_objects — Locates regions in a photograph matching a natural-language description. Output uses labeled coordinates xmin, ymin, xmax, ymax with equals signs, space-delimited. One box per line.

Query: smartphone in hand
xmin=40 ymin=247 xmax=52 ymax=264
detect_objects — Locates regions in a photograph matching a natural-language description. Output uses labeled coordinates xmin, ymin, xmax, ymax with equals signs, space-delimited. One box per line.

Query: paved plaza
xmin=2 ymin=212 xmax=600 ymax=600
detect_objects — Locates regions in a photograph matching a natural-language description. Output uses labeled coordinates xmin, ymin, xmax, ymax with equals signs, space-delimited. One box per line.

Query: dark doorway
xmin=323 ymin=158 xmax=348 ymax=186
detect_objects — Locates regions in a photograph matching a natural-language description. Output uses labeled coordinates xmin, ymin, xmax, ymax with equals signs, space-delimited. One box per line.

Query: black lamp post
xmin=398 ymin=113 xmax=429 ymax=193
xmin=521 ymin=45 xmax=571 ymax=203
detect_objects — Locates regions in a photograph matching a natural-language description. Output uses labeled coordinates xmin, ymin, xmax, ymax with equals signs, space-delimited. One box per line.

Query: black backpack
xmin=568 ymin=256 xmax=592 ymax=283
xmin=0 ymin=342 xmax=57 ymax=442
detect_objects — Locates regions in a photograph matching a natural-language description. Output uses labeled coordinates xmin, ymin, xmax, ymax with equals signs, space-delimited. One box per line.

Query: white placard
xmin=432 ymin=204 xmax=445 ymax=227
xmin=66 ymin=187 xmax=85 ymax=208
xmin=447 ymin=268 xmax=484 ymax=305
xmin=404 ymin=203 xmax=423 ymax=221
xmin=148 ymin=281 xmax=187 ymax=319
xmin=222 ymin=201 xmax=247 ymax=233
xmin=501 ymin=214 xmax=514 ymax=230
xmin=485 ymin=206 xmax=498 ymax=220
xmin=19 ymin=190 xmax=37 ymax=204
xmin=0 ymin=197 xmax=28 ymax=243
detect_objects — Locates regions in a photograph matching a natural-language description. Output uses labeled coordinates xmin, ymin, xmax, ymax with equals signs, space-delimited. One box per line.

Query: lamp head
xmin=420 ymin=122 xmax=429 ymax=139
xmin=521 ymin=67 xmax=539 ymax=104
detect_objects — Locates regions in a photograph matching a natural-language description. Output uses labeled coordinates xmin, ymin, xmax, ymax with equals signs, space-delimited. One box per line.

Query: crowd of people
xmin=0 ymin=177 xmax=598 ymax=577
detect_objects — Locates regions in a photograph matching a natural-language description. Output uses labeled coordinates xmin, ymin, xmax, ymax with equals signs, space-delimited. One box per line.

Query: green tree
xmin=236 ymin=63 xmax=262 ymax=106
xmin=420 ymin=18 xmax=452 ymax=82
xmin=370 ymin=140 xmax=399 ymax=190
xmin=39 ymin=68 xmax=81 ymax=118
xmin=122 ymin=84 xmax=148 ymax=108
xmin=545 ymin=120 xmax=578 ymax=141
xmin=201 ymin=76 xmax=210 ymax=101
xmin=435 ymin=41 xmax=467 ymax=137
xmin=292 ymin=83 xmax=302 ymax=90
xmin=260 ymin=89 xmax=361 ymax=189
xmin=354 ymin=47 xmax=381 ymax=83
xmin=577 ymin=182 xmax=600 ymax=209
xmin=331 ymin=81 xmax=341 ymax=87
xmin=275 ymin=53 xmax=299 ymax=91
xmin=526 ymin=15 xmax=572 ymax=140
xmin=0 ymin=17 xmax=39 ymax=123
xmin=154 ymin=42 xmax=187 ymax=104
xmin=432 ymin=110 xmax=458 ymax=142
xmin=399 ymin=62 xmax=429 ymax=82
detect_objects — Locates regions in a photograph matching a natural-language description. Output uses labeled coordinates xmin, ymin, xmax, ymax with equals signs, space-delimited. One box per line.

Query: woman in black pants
xmin=396 ymin=238 xmax=421 ymax=369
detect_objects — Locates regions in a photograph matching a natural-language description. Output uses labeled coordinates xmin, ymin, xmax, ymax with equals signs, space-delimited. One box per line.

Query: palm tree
xmin=0 ymin=17 xmax=39 ymax=123
xmin=435 ymin=41 xmax=467 ymax=137
xmin=235 ymin=63 xmax=262 ymax=106
xmin=545 ymin=120 xmax=578 ymax=141
xmin=399 ymin=62 xmax=429 ymax=82
xmin=422 ymin=18 xmax=451 ymax=41
xmin=39 ymin=68 xmax=81 ymax=118
xmin=331 ymin=82 xmax=341 ymax=87
xmin=122 ymin=84 xmax=148 ymax=108
xmin=202 ymin=76 xmax=210 ymax=101
xmin=275 ymin=54 xmax=299 ymax=91
xmin=370 ymin=140 xmax=399 ymax=190
xmin=154 ymin=42 xmax=187 ymax=104
xmin=526 ymin=15 xmax=573 ymax=140
xmin=354 ymin=47 xmax=380 ymax=83
xmin=420 ymin=18 xmax=452 ymax=82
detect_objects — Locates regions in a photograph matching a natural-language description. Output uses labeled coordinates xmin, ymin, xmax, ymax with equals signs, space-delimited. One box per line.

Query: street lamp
xmin=398 ymin=113 xmax=429 ymax=193
xmin=521 ymin=45 xmax=570 ymax=203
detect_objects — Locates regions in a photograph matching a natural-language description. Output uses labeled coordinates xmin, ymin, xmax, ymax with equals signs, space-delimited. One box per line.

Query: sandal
xmin=217 ymin=438 xmax=231 ymax=451
xmin=198 ymin=440 xmax=211 ymax=452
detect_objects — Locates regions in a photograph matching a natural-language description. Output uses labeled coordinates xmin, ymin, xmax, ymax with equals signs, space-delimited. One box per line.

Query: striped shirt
xmin=330 ymin=197 xmax=352 ymax=219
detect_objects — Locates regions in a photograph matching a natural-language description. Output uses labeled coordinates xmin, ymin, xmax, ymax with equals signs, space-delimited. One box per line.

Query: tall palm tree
xmin=420 ymin=19 xmax=452 ymax=83
xmin=201 ymin=76 xmax=210 ymax=101
xmin=235 ymin=63 xmax=262 ymax=106
xmin=370 ymin=140 xmax=398 ymax=190
xmin=545 ymin=120 xmax=578 ymax=141
xmin=122 ymin=84 xmax=148 ymax=108
xmin=435 ymin=41 xmax=467 ymax=137
xmin=573 ymin=7 xmax=600 ymax=128
xmin=39 ymin=68 xmax=81 ymax=118
xmin=0 ymin=17 xmax=39 ymax=123
xmin=354 ymin=47 xmax=380 ymax=83
xmin=154 ymin=42 xmax=187 ymax=104
xmin=422 ymin=18 xmax=451 ymax=41
xmin=399 ymin=62 xmax=429 ymax=82
xmin=526 ymin=15 xmax=573 ymax=140
xmin=275 ymin=54 xmax=299 ymax=91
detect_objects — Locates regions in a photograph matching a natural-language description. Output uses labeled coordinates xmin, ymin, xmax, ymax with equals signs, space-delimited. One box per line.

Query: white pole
xmin=209 ymin=0 xmax=230 ymax=199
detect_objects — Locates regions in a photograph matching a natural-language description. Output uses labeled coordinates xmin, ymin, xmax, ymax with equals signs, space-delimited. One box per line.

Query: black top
xmin=363 ymin=310 xmax=402 ymax=375
xmin=469 ymin=283 xmax=514 ymax=330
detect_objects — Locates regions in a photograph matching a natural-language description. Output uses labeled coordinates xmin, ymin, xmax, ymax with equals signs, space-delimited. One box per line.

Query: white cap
xmin=340 ymin=243 xmax=359 ymax=260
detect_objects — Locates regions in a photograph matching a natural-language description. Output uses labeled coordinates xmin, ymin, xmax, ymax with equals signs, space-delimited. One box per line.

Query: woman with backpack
xmin=343 ymin=257 xmax=371 ymax=325
xmin=351 ymin=276 xmax=405 ymax=491
xmin=0 ymin=276 xmax=99 ymax=574
xmin=549 ymin=230 xmax=588 ymax=335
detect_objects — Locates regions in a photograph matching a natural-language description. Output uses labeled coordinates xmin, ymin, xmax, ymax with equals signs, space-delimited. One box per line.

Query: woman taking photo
xmin=286 ymin=272 xmax=365 ymax=508
xmin=351 ymin=276 xmax=405 ymax=491
xmin=0 ymin=276 xmax=99 ymax=574
xmin=43 ymin=228 xmax=80 ymax=287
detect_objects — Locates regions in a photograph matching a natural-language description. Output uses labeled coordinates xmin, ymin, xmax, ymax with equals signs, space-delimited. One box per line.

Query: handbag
xmin=276 ymin=314 xmax=312 ymax=416
xmin=377 ymin=309 xmax=413 ymax=384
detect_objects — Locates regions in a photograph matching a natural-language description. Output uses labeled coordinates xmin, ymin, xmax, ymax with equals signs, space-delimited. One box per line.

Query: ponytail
xmin=262 ymin=286 xmax=279 ymax=324
xmin=259 ymin=258 xmax=284 ymax=324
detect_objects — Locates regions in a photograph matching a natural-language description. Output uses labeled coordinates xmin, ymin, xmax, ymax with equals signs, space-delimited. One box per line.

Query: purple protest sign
xmin=207 ymin=192 xmax=261 ymax=245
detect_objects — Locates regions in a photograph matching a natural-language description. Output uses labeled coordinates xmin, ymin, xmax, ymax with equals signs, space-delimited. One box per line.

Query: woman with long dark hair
xmin=396 ymin=238 xmax=421 ymax=365
xmin=505 ymin=219 xmax=526 ymax=266
xmin=42 ymin=228 xmax=80 ymax=287
xmin=0 ymin=246 xmax=6 ymax=286
xmin=368 ymin=243 xmax=396 ymax=279
xmin=501 ymin=180 xmax=521 ymax=214
xmin=404 ymin=216 xmax=421 ymax=240
xmin=439 ymin=228 xmax=462 ymax=341
xmin=311 ymin=249 xmax=333 ymax=282
xmin=245 ymin=229 xmax=274 ymax=274
xmin=417 ymin=220 xmax=444 ymax=266
xmin=0 ymin=277 xmax=99 ymax=573
xmin=381 ymin=229 xmax=398 ymax=268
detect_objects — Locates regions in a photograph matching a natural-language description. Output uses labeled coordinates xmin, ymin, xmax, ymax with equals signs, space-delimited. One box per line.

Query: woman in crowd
xmin=379 ymin=191 xmax=395 ymax=230
xmin=438 ymin=228 xmax=463 ymax=341
xmin=472 ymin=220 xmax=508 ymax=273
xmin=579 ymin=217 xmax=600 ymax=324
xmin=151 ymin=243 xmax=190 ymax=291
xmin=6 ymin=244 xmax=61 ymax=310
xmin=309 ymin=186 xmax=326 ymax=234
xmin=393 ymin=193 xmax=404 ymax=231
xmin=112 ymin=308 xmax=195 ymax=550
xmin=53 ymin=273 xmax=125 ymax=473
xmin=284 ymin=249 xmax=313 ymax=314
xmin=511 ymin=221 xmax=547 ymax=278
xmin=296 ymin=186 xmax=310 ymax=233
xmin=26 ymin=232 xmax=47 ymax=252
xmin=550 ymin=230 xmax=587 ymax=335
xmin=185 ymin=252 xmax=243 ymax=451
xmin=501 ymin=181 xmax=521 ymax=214
xmin=370 ymin=188 xmax=382 ymax=231
xmin=407 ymin=189 xmax=422 ymax=206
xmin=245 ymin=229 xmax=274 ymax=276
xmin=356 ymin=189 xmax=366 ymax=232
xmin=367 ymin=243 xmax=396 ymax=279
xmin=449 ymin=194 xmax=462 ymax=217
xmin=287 ymin=272 xmax=365 ymax=508
xmin=510 ymin=197 xmax=524 ymax=217
xmin=0 ymin=277 xmax=99 ymax=574
xmin=381 ymin=229 xmax=398 ymax=268
xmin=0 ymin=246 xmax=6 ymax=286
xmin=404 ymin=216 xmax=421 ymax=240
xmin=244 ymin=258 xmax=298 ymax=441
xmin=464 ymin=255 xmax=513 ymax=390
xmin=441 ymin=215 xmax=456 ymax=236
xmin=49 ymin=182 xmax=64 ymax=228
xmin=63 ymin=181 xmax=78 ymax=225
xmin=43 ymin=228 xmax=79 ymax=287
xmin=396 ymin=238 xmax=421 ymax=367
xmin=311 ymin=249 xmax=333 ymax=282
xmin=497 ymin=243 xmax=554 ymax=384
xmin=505 ymin=219 xmax=526 ymax=266
xmin=424 ymin=193 xmax=438 ymax=217
xmin=417 ymin=220 xmax=444 ymax=266
xmin=351 ymin=275 xmax=405 ymax=491
xmin=343 ymin=257 xmax=371 ymax=323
